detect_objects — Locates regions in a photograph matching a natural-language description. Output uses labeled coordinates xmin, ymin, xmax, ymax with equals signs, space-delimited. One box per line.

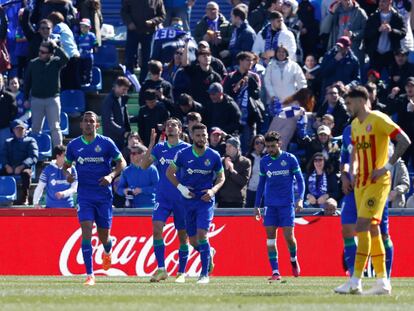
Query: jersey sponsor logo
xmin=94 ymin=145 xmax=102 ymax=153
xmin=356 ymin=141 xmax=371 ymax=150
xmin=77 ymin=156 xmax=105 ymax=165
xmin=159 ymin=157 xmax=173 ymax=166
xmin=50 ymin=179 xmax=69 ymax=186
xmin=186 ymin=168 xmax=211 ymax=175
xmin=266 ymin=169 xmax=290 ymax=178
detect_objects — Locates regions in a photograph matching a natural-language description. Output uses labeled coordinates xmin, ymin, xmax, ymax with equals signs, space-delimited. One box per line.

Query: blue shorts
xmin=340 ymin=191 xmax=389 ymax=235
xmin=152 ymin=195 xmax=186 ymax=230
xmin=77 ymin=197 xmax=113 ymax=229
xmin=181 ymin=198 xmax=214 ymax=237
xmin=263 ymin=205 xmax=295 ymax=227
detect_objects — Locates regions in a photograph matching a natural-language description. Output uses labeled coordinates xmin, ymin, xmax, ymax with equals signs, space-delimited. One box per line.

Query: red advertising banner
xmin=1 ymin=212 xmax=414 ymax=276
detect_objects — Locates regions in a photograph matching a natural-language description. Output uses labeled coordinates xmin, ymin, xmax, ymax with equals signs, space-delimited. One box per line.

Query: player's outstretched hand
xmin=149 ymin=128 xmax=157 ymax=149
xmin=99 ymin=175 xmax=113 ymax=186
xmin=201 ymin=189 xmax=215 ymax=202
xmin=295 ymin=199 xmax=303 ymax=213
xmin=371 ymin=167 xmax=387 ymax=182
xmin=254 ymin=207 xmax=261 ymax=220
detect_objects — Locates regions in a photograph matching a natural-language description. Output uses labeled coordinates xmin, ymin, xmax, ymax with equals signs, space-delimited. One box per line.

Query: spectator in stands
xmin=209 ymin=127 xmax=227 ymax=156
xmin=389 ymin=155 xmax=410 ymax=208
xmin=77 ymin=18 xmax=98 ymax=87
xmin=264 ymin=45 xmax=306 ymax=104
xmin=303 ymin=54 xmax=321 ymax=101
xmin=121 ymin=0 xmax=166 ymax=82
xmin=315 ymin=85 xmax=349 ymax=136
xmin=305 ymin=152 xmax=339 ymax=208
xmin=151 ymin=17 xmax=197 ymax=64
xmin=8 ymin=77 xmax=30 ymax=126
xmin=217 ymin=136 xmax=251 ymax=208
xmin=386 ymin=76 xmax=414 ymax=165
xmin=364 ymin=0 xmax=406 ymax=73
xmin=204 ymin=82 xmax=242 ymax=136
xmin=194 ymin=2 xmax=232 ymax=59
xmin=2 ymin=120 xmax=38 ymax=205
xmin=220 ymin=5 xmax=256 ymax=66
xmin=407 ymin=195 xmax=414 ymax=208
xmin=48 ymin=11 xmax=80 ymax=90
xmin=305 ymin=125 xmax=341 ymax=171
xmin=313 ymin=198 xmax=341 ymax=215
xmin=101 ymin=76 xmax=132 ymax=150
xmin=20 ymin=10 xmax=53 ymax=61
xmin=162 ymin=47 xmax=185 ymax=85
xmin=249 ymin=0 xmax=283 ymax=33
xmin=252 ymin=11 xmax=297 ymax=64
xmin=320 ymin=0 xmax=368 ymax=66
xmin=319 ymin=36 xmax=360 ymax=97
xmin=77 ymin=0 xmax=103 ymax=46
xmin=33 ymin=145 xmax=77 ymax=208
xmin=139 ymin=60 xmax=174 ymax=113
xmin=176 ymin=42 xmax=221 ymax=105
xmin=246 ymin=134 xmax=265 ymax=207
xmin=185 ymin=111 xmax=202 ymax=140
xmin=33 ymin=0 xmax=77 ymax=27
xmin=281 ymin=0 xmax=303 ymax=62
xmin=0 ymin=7 xmax=8 ymax=75
xmin=366 ymin=82 xmax=387 ymax=112
xmin=173 ymin=93 xmax=205 ymax=127
xmin=367 ymin=69 xmax=388 ymax=102
xmin=163 ymin=0 xmax=194 ymax=31
xmin=197 ymin=41 xmax=228 ymax=79
xmin=25 ymin=40 xmax=68 ymax=147
xmin=297 ymin=0 xmax=320 ymax=58
xmin=223 ymin=51 xmax=263 ymax=152
xmin=122 ymin=132 xmax=141 ymax=165
xmin=137 ymin=89 xmax=170 ymax=146
xmin=117 ymin=143 xmax=159 ymax=208
xmin=321 ymin=113 xmax=335 ymax=131
xmin=0 ymin=74 xmax=17 ymax=164
xmin=388 ymin=48 xmax=414 ymax=95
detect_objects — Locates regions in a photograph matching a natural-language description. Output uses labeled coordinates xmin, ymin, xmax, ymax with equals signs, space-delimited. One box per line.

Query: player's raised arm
xmin=141 ymin=128 xmax=157 ymax=169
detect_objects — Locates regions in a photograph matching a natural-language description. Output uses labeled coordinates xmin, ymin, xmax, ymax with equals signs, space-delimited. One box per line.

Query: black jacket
xmin=364 ymin=9 xmax=406 ymax=56
xmin=386 ymin=94 xmax=414 ymax=141
xmin=171 ymin=100 xmax=205 ymax=126
xmin=121 ymin=0 xmax=166 ymax=34
xmin=101 ymin=90 xmax=131 ymax=150
xmin=0 ymin=90 xmax=17 ymax=130
xmin=205 ymin=94 xmax=242 ymax=135
xmin=137 ymin=102 xmax=169 ymax=146
xmin=4 ymin=135 xmax=38 ymax=168
xmin=139 ymin=78 xmax=174 ymax=113
xmin=316 ymin=99 xmax=350 ymax=137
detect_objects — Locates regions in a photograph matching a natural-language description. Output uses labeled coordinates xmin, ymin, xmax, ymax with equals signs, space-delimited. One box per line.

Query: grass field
xmin=1 ymin=276 xmax=413 ymax=311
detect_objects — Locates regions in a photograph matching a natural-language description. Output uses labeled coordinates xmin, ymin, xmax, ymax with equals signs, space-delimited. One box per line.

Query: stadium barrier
xmin=1 ymin=208 xmax=414 ymax=276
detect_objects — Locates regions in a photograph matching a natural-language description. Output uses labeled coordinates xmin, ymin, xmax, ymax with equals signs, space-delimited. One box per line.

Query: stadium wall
xmin=1 ymin=209 xmax=414 ymax=276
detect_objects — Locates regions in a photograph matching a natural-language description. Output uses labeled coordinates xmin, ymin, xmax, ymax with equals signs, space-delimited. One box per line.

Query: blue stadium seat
xmin=29 ymin=133 xmax=52 ymax=160
xmin=95 ymin=44 xmax=118 ymax=69
xmin=407 ymin=172 xmax=414 ymax=198
xmin=81 ymin=67 xmax=103 ymax=92
xmin=42 ymin=111 xmax=69 ymax=136
xmin=0 ymin=176 xmax=17 ymax=203
xmin=61 ymin=90 xmax=86 ymax=117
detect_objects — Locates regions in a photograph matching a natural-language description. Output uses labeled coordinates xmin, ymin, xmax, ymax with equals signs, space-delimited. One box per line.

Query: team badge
xmin=281 ymin=160 xmax=287 ymax=167
xmin=94 ymin=145 xmax=102 ymax=153
xmin=366 ymin=124 xmax=372 ymax=132
xmin=366 ymin=197 xmax=376 ymax=209
xmin=204 ymin=159 xmax=211 ymax=167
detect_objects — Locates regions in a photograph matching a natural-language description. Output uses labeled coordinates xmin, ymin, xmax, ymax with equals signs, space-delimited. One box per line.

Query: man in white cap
xmin=77 ymin=18 xmax=98 ymax=87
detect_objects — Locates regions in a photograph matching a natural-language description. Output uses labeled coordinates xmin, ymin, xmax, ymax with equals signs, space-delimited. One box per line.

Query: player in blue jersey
xmin=166 ymin=123 xmax=225 ymax=284
xmin=140 ymin=118 xmax=191 ymax=283
xmin=254 ymin=131 xmax=305 ymax=282
xmin=63 ymin=111 xmax=126 ymax=286
xmin=334 ymin=124 xmax=394 ymax=294
xmin=33 ymin=145 xmax=78 ymax=208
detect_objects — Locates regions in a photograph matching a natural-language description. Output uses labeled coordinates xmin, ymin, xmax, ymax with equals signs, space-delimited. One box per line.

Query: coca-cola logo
xmin=59 ymin=223 xmax=226 ymax=277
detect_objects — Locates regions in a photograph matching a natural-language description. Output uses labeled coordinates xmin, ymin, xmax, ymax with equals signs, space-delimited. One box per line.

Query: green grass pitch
xmin=1 ymin=276 xmax=414 ymax=311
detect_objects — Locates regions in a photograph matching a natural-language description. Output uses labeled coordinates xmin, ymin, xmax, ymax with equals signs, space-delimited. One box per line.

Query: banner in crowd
xmin=1 ymin=211 xmax=414 ymax=276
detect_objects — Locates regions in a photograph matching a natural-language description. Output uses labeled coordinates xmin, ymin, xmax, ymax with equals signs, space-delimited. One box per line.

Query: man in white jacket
xmin=252 ymin=11 xmax=297 ymax=63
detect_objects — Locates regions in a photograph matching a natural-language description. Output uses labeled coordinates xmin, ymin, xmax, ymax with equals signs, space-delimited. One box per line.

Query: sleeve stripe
xmin=390 ymin=128 xmax=401 ymax=140
xmin=64 ymin=157 xmax=72 ymax=164
xmin=292 ymin=168 xmax=300 ymax=173
xmin=113 ymin=153 xmax=122 ymax=161
xmin=171 ymin=161 xmax=178 ymax=168
xmin=259 ymin=173 xmax=265 ymax=176
xmin=216 ymin=168 xmax=224 ymax=173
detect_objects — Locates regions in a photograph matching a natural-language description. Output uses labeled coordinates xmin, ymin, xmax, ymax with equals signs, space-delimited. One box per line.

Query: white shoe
xmin=363 ymin=279 xmax=392 ymax=295
xmin=334 ymin=279 xmax=362 ymax=295
xmin=197 ymin=275 xmax=210 ymax=284
xmin=175 ymin=273 xmax=186 ymax=283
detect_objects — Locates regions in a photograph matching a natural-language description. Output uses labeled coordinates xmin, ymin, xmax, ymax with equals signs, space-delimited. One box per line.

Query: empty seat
xmin=0 ymin=176 xmax=17 ymax=204
xmin=29 ymin=133 xmax=52 ymax=160
xmin=81 ymin=66 xmax=103 ymax=92
xmin=61 ymin=90 xmax=86 ymax=117
xmin=42 ymin=111 xmax=69 ymax=136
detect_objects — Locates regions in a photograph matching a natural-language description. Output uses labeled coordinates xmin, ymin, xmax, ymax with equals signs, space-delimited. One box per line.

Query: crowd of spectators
xmin=0 ymin=0 xmax=413 ymax=211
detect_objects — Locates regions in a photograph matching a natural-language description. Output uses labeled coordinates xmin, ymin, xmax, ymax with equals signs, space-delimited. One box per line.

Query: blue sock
xmin=103 ymin=239 xmax=112 ymax=254
xmin=384 ymin=238 xmax=394 ymax=278
xmin=344 ymin=237 xmax=357 ymax=276
xmin=178 ymin=244 xmax=189 ymax=274
xmin=289 ymin=245 xmax=297 ymax=261
xmin=198 ymin=239 xmax=210 ymax=277
xmin=153 ymin=239 xmax=165 ymax=269
xmin=268 ymin=251 xmax=279 ymax=274
xmin=81 ymin=238 xmax=93 ymax=275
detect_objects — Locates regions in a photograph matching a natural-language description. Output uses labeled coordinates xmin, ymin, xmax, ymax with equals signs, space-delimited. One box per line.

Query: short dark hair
xmin=47 ymin=11 xmax=64 ymax=25
xmin=178 ymin=93 xmax=193 ymax=106
xmin=40 ymin=41 xmax=55 ymax=53
xmin=53 ymin=145 xmax=66 ymax=158
xmin=39 ymin=19 xmax=52 ymax=28
xmin=82 ymin=111 xmax=99 ymax=120
xmin=148 ymin=60 xmax=163 ymax=75
xmin=264 ymin=131 xmax=281 ymax=142
xmin=365 ymin=82 xmax=377 ymax=93
xmin=115 ymin=76 xmax=131 ymax=88
xmin=191 ymin=123 xmax=207 ymax=132
xmin=232 ymin=5 xmax=247 ymax=21
xmin=236 ymin=51 xmax=254 ymax=62
xmin=347 ymin=86 xmax=369 ymax=101
xmin=269 ymin=10 xmax=283 ymax=20
xmin=165 ymin=117 xmax=183 ymax=129
xmin=187 ymin=112 xmax=202 ymax=122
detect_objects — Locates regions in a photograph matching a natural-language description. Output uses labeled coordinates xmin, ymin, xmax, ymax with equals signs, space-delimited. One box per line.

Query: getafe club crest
xmin=281 ymin=160 xmax=287 ymax=167
xmin=204 ymin=159 xmax=211 ymax=167
xmin=94 ymin=145 xmax=102 ymax=153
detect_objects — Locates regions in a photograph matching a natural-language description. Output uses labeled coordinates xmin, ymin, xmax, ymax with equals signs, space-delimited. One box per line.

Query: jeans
xmin=125 ymin=31 xmax=153 ymax=83
xmin=31 ymin=96 xmax=62 ymax=146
